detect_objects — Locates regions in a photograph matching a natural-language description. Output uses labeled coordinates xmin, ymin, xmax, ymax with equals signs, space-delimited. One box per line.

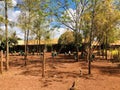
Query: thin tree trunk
xmin=5 ymin=0 xmax=9 ymax=70
xmin=38 ymin=36 xmax=41 ymax=55
xmin=24 ymin=4 xmax=30 ymax=65
xmin=24 ymin=30 xmax=27 ymax=66
xmin=0 ymin=50 xmax=3 ymax=74
xmin=75 ymin=8 xmax=79 ymax=62
xmin=88 ymin=44 xmax=91 ymax=74
xmin=105 ymin=33 xmax=107 ymax=60
xmin=24 ymin=29 xmax=29 ymax=66
xmin=58 ymin=44 xmax=64 ymax=54
xmin=37 ymin=39 xmax=39 ymax=55
xmin=76 ymin=44 xmax=79 ymax=62
xmin=42 ymin=49 xmax=45 ymax=77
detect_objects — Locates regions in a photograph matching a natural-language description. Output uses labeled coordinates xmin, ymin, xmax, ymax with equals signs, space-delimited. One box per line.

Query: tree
xmin=0 ymin=15 xmax=4 ymax=23
xmin=9 ymin=31 xmax=18 ymax=52
xmin=4 ymin=0 xmax=12 ymax=70
xmin=0 ymin=31 xmax=18 ymax=47
xmin=31 ymin=1 xmax=49 ymax=54
xmin=1 ymin=0 xmax=18 ymax=70
xmin=58 ymin=31 xmax=75 ymax=45
xmin=18 ymin=0 xmax=50 ymax=65
xmin=42 ymin=28 xmax=51 ymax=51
xmin=58 ymin=30 xmax=82 ymax=54
xmin=49 ymin=0 xmax=90 ymax=61
xmin=93 ymin=0 xmax=120 ymax=60
xmin=0 ymin=15 xmax=4 ymax=41
xmin=18 ymin=0 xmax=40 ymax=65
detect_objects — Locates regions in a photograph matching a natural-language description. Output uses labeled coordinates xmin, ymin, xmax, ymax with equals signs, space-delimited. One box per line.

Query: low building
xmin=15 ymin=39 xmax=58 ymax=52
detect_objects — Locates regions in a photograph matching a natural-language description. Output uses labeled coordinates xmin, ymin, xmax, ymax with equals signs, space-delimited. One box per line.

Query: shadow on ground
xmin=92 ymin=63 xmax=120 ymax=76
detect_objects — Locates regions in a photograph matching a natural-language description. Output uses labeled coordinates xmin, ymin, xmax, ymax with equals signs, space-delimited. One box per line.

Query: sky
xmin=0 ymin=0 xmax=68 ymax=39
xmin=0 ymin=0 xmax=23 ymax=38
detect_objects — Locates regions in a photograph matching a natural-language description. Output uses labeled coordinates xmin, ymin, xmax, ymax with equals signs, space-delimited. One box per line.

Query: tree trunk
xmin=37 ymin=39 xmax=39 ymax=55
xmin=5 ymin=0 xmax=9 ymax=70
xmin=76 ymin=45 xmax=79 ymax=62
xmin=24 ymin=5 xmax=30 ymax=66
xmin=38 ymin=36 xmax=41 ymax=55
xmin=42 ymin=49 xmax=45 ymax=77
xmin=105 ymin=34 xmax=107 ymax=60
xmin=88 ymin=0 xmax=96 ymax=74
xmin=24 ymin=29 xmax=29 ymax=66
xmin=88 ymin=45 xmax=91 ymax=74
xmin=0 ymin=50 xmax=3 ymax=74
xmin=58 ymin=45 xmax=64 ymax=54
xmin=24 ymin=30 xmax=27 ymax=66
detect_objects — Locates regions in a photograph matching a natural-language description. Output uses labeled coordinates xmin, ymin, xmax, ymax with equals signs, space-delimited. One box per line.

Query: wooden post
xmin=42 ymin=49 xmax=45 ymax=77
xmin=0 ymin=50 xmax=3 ymax=74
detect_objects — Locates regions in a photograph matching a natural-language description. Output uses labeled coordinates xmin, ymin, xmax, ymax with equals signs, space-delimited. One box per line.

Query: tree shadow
xmin=9 ymin=58 xmax=24 ymax=67
xmin=47 ymin=57 xmax=77 ymax=64
xmin=46 ymin=70 xmax=79 ymax=79
xmin=110 ymin=58 xmax=120 ymax=63
xmin=41 ymin=79 xmax=53 ymax=88
xmin=47 ymin=54 xmax=74 ymax=60
xmin=9 ymin=54 xmax=88 ymax=80
xmin=19 ymin=64 xmax=80 ymax=79
xmin=29 ymin=59 xmax=42 ymax=65
xmin=92 ymin=64 xmax=120 ymax=77
xmin=20 ymin=69 xmax=41 ymax=76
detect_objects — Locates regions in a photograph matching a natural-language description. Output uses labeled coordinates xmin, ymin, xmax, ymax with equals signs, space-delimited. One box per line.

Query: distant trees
xmin=0 ymin=31 xmax=18 ymax=52
xmin=58 ymin=30 xmax=82 ymax=56
xmin=58 ymin=30 xmax=82 ymax=45
xmin=58 ymin=31 xmax=75 ymax=45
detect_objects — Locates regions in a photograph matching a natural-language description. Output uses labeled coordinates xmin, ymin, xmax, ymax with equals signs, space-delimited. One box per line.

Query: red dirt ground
xmin=0 ymin=53 xmax=120 ymax=90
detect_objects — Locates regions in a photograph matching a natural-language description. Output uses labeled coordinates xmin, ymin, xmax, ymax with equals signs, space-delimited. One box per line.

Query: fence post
xmin=0 ymin=50 xmax=3 ymax=74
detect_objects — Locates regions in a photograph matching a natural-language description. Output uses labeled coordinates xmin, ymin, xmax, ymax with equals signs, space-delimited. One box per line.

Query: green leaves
xmin=58 ymin=30 xmax=82 ymax=45
xmin=58 ymin=31 xmax=75 ymax=45
xmin=0 ymin=15 xmax=4 ymax=23
xmin=94 ymin=0 xmax=120 ymax=44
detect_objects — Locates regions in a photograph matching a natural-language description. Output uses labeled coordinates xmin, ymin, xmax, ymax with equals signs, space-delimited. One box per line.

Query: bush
xmin=111 ymin=49 xmax=120 ymax=62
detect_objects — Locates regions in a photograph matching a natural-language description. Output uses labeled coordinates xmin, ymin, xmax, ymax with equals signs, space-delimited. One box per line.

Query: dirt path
xmin=0 ymin=53 xmax=120 ymax=90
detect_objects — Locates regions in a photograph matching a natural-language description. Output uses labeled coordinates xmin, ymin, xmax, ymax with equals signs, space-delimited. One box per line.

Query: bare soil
xmin=0 ymin=53 xmax=120 ymax=90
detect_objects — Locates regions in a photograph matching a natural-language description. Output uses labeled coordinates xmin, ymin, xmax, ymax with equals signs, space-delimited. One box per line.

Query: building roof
xmin=17 ymin=39 xmax=120 ymax=46
xmin=17 ymin=39 xmax=58 ymax=45
xmin=110 ymin=40 xmax=120 ymax=46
